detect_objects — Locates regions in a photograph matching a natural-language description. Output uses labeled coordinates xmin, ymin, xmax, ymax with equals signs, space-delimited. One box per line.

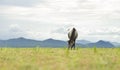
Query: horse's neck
xmin=70 ymin=29 xmax=75 ymax=39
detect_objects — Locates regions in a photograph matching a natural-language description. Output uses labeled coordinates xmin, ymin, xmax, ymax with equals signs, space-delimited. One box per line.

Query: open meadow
xmin=0 ymin=48 xmax=120 ymax=70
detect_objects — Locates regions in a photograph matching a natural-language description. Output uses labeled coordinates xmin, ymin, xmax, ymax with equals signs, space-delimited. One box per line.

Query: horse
xmin=68 ymin=28 xmax=78 ymax=50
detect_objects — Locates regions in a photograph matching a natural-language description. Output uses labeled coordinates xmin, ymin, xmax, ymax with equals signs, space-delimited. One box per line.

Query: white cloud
xmin=0 ymin=0 xmax=44 ymax=7
xmin=0 ymin=0 xmax=120 ymax=42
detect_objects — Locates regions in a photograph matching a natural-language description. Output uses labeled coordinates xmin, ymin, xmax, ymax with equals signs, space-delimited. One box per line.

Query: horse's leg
xmin=71 ymin=42 xmax=75 ymax=50
xmin=72 ymin=40 xmax=75 ymax=50
xmin=68 ymin=46 xmax=70 ymax=50
xmin=73 ymin=43 xmax=75 ymax=50
xmin=71 ymin=46 xmax=73 ymax=50
xmin=68 ymin=40 xmax=70 ymax=50
xmin=70 ymin=42 xmax=73 ymax=50
xmin=68 ymin=44 xmax=70 ymax=50
xmin=70 ymin=41 xmax=73 ymax=50
xmin=68 ymin=44 xmax=71 ymax=50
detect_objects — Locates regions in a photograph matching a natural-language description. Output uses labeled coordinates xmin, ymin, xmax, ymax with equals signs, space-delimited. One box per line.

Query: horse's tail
xmin=70 ymin=28 xmax=76 ymax=41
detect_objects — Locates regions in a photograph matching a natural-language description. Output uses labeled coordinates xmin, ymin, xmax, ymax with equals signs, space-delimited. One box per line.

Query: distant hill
xmin=0 ymin=37 xmax=115 ymax=48
xmin=41 ymin=38 xmax=67 ymax=47
xmin=86 ymin=40 xmax=115 ymax=48
xmin=0 ymin=37 xmax=41 ymax=47
xmin=111 ymin=42 xmax=120 ymax=47
xmin=77 ymin=40 xmax=91 ymax=45
xmin=0 ymin=37 xmax=67 ymax=47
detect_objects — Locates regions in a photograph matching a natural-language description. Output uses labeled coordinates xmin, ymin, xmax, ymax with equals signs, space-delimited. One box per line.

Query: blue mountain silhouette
xmin=0 ymin=37 xmax=115 ymax=48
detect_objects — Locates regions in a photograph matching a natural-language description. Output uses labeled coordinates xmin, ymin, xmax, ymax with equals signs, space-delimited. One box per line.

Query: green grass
xmin=0 ymin=48 xmax=120 ymax=70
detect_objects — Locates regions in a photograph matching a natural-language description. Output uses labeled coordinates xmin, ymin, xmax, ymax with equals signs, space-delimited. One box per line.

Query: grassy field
xmin=0 ymin=48 xmax=120 ymax=70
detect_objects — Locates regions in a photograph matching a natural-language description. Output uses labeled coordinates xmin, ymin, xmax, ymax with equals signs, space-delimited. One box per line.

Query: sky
xmin=0 ymin=0 xmax=120 ymax=42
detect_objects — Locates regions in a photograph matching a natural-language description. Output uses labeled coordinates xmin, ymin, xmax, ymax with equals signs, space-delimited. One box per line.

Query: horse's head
xmin=68 ymin=40 xmax=75 ymax=49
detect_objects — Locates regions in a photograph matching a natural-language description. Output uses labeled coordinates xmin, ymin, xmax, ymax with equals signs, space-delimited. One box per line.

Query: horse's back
xmin=68 ymin=28 xmax=78 ymax=40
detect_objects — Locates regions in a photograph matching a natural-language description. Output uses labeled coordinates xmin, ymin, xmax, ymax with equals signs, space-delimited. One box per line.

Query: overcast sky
xmin=0 ymin=0 xmax=120 ymax=42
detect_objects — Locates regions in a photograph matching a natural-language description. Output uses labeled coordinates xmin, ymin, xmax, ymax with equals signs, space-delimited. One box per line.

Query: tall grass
xmin=94 ymin=46 xmax=97 ymax=53
xmin=0 ymin=48 xmax=120 ymax=70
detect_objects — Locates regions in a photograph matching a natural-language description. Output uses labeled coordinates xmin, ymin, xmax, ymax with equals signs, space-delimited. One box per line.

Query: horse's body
xmin=68 ymin=28 xmax=78 ymax=50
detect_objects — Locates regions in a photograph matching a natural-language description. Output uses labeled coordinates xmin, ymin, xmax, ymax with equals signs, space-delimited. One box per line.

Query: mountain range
xmin=0 ymin=37 xmax=119 ymax=48
xmin=77 ymin=40 xmax=91 ymax=44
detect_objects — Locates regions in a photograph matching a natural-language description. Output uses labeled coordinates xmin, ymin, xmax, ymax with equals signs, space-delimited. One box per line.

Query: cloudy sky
xmin=0 ymin=0 xmax=120 ymax=42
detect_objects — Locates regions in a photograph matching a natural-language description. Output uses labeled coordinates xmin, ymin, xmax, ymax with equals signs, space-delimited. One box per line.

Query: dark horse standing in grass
xmin=68 ymin=28 xmax=78 ymax=50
